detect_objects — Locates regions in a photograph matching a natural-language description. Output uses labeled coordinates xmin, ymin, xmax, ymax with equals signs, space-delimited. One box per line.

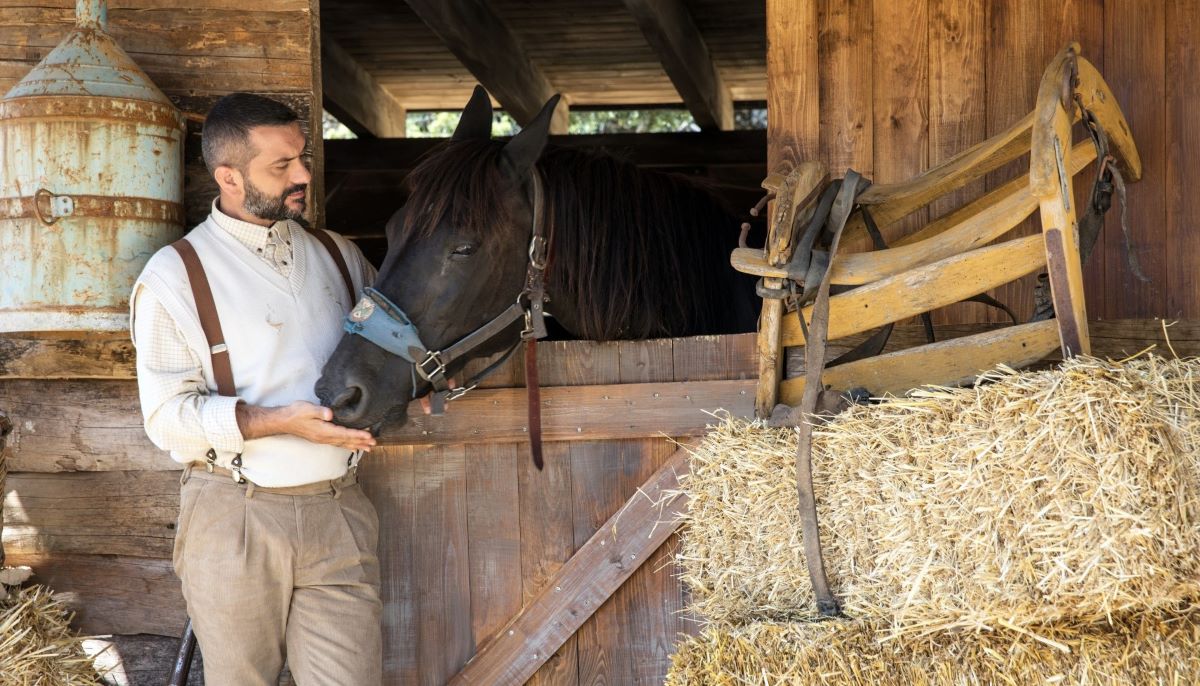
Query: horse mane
xmin=402 ymin=138 xmax=745 ymax=340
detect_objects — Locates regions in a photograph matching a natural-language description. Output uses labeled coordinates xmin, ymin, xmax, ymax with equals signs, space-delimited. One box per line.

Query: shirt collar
xmin=210 ymin=198 xmax=293 ymax=252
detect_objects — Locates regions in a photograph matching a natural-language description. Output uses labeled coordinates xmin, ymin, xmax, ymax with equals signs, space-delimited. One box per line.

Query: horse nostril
xmin=331 ymin=386 xmax=364 ymax=411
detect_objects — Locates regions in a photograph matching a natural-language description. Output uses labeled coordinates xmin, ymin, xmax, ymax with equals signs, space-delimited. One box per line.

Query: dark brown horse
xmin=316 ymin=87 xmax=757 ymax=430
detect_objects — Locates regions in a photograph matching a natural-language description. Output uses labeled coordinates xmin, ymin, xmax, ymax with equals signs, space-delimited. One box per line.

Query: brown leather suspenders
xmin=170 ymin=226 xmax=357 ymax=399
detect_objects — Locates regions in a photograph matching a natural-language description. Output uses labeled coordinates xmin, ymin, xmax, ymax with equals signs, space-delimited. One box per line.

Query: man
xmin=130 ymin=93 xmax=381 ymax=684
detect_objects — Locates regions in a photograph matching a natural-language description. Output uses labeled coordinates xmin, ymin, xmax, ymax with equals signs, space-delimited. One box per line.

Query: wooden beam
xmin=621 ymin=0 xmax=733 ymax=131
xmin=0 ymin=332 xmax=136 ymax=380
xmin=0 ymin=378 xmax=754 ymax=472
xmin=6 ymin=552 xmax=186 ymax=637
xmin=402 ymin=0 xmax=568 ymax=132
xmin=324 ymin=130 xmax=767 ymax=172
xmin=449 ymin=443 xmax=691 ymax=685
xmin=321 ymin=36 xmax=407 ymax=138
xmin=779 ymin=320 xmax=1061 ymax=404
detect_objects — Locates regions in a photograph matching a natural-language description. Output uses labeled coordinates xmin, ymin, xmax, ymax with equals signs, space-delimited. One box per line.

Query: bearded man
xmin=130 ymin=93 xmax=382 ymax=684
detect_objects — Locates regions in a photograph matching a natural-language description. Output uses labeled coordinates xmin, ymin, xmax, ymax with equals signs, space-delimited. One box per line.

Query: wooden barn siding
xmin=0 ymin=0 xmax=324 ymax=227
xmin=0 ymin=335 xmax=756 ymax=684
xmin=769 ymin=0 xmax=1200 ymax=323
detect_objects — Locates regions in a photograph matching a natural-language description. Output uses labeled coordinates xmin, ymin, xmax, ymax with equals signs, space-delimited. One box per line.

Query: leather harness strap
xmin=793 ymin=170 xmax=864 ymax=617
xmin=172 ymin=238 xmax=236 ymax=398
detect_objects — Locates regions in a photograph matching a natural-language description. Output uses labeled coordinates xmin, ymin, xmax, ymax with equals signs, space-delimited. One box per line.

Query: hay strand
xmin=0 ymin=583 xmax=106 ymax=684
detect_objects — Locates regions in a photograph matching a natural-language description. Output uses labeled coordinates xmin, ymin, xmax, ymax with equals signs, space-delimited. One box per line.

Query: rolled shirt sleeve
xmin=131 ymin=284 xmax=245 ymax=455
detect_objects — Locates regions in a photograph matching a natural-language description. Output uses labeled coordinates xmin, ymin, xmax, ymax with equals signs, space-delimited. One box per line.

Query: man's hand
xmin=237 ymin=400 xmax=376 ymax=451
xmin=417 ymin=378 xmax=457 ymax=415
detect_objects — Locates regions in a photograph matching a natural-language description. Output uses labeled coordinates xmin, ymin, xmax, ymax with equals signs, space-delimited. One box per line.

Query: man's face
xmin=239 ymin=123 xmax=311 ymax=222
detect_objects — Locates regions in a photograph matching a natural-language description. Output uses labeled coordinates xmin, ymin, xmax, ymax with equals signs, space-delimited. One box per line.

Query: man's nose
xmin=291 ymin=158 xmax=312 ymax=186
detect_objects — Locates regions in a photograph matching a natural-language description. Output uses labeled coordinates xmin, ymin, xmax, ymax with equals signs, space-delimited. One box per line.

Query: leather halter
xmin=343 ymin=172 xmax=551 ymax=467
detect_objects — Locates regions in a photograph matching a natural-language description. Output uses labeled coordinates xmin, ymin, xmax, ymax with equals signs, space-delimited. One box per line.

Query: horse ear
xmin=451 ymin=86 xmax=493 ymax=141
xmin=501 ymin=94 xmax=561 ymax=178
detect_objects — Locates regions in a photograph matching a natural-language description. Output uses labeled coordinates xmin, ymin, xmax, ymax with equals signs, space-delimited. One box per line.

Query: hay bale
xmin=0 ymin=583 xmax=106 ymax=684
xmin=679 ymin=355 xmax=1200 ymax=635
xmin=666 ymin=610 xmax=1200 ymax=686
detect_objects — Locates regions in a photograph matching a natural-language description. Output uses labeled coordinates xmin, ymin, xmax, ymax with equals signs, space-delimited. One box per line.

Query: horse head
xmin=316 ymin=86 xmax=561 ymax=430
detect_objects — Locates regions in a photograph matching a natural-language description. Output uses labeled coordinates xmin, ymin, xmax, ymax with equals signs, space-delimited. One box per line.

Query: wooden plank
xmin=868 ymin=0 xmax=929 ymax=244
xmin=402 ymin=0 xmax=568 ymax=131
xmin=359 ymin=445 xmax=418 ymax=684
xmin=0 ymin=378 xmax=754 ymax=472
xmin=0 ymin=332 xmax=135 ymax=380
xmin=621 ymin=0 xmax=733 ymax=130
xmin=1165 ymin=0 xmax=1200 ymax=318
xmin=3 ymin=470 xmax=179 ymax=560
xmin=928 ymin=0 xmax=986 ymax=323
xmin=412 ymin=445 xmax=449 ymax=686
xmin=766 ymin=0 xmax=819 ymax=171
xmin=818 ymin=0 xmax=873 ymax=175
xmin=84 ymin=633 xmax=206 ymax=686
xmin=442 ymin=445 xmax=474 ymax=679
xmin=520 ymin=442 xmax=577 ymax=686
xmin=466 ymin=444 xmax=523 ymax=653
xmin=322 ymin=36 xmax=407 ymax=138
xmin=5 ymin=552 xmax=185 ymax=637
xmin=570 ymin=439 xmax=630 ymax=686
xmin=985 ymin=0 xmax=1043 ymax=323
xmin=780 ymin=234 xmax=1048 ymax=346
xmin=0 ymin=379 xmax=164 ymax=473
xmin=1101 ymin=0 xmax=1165 ymax=318
xmin=448 ymin=444 xmax=691 ymax=686
xmin=671 ymin=334 xmax=757 ymax=382
xmin=778 ymin=319 xmax=1061 ymax=404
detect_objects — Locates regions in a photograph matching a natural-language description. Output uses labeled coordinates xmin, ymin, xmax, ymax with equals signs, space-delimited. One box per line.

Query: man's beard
xmin=244 ymin=177 xmax=307 ymax=222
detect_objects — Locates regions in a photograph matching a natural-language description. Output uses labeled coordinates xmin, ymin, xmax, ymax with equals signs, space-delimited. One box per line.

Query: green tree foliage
xmin=324 ymin=107 xmax=766 ymax=140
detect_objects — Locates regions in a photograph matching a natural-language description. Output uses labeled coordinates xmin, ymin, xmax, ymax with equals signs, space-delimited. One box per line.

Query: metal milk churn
xmin=0 ymin=0 xmax=185 ymax=332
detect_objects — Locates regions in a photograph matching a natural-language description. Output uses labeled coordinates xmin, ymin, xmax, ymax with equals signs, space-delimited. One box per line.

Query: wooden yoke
xmin=736 ymin=44 xmax=1141 ymax=413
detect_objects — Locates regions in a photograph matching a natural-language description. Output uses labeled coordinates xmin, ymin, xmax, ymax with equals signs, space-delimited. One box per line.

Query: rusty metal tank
xmin=0 ymin=0 xmax=185 ymax=332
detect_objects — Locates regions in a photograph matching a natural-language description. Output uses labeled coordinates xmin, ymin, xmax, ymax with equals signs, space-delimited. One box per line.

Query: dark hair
xmin=201 ymin=93 xmax=300 ymax=174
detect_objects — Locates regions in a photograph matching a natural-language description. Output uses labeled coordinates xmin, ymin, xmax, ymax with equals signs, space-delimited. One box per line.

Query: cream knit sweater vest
xmin=135 ymin=217 xmax=366 ymax=487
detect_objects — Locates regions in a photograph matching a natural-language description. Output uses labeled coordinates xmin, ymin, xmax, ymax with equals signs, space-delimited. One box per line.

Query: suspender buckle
xmin=230 ymin=454 xmax=246 ymax=485
xmin=205 ymin=448 xmax=217 ymax=473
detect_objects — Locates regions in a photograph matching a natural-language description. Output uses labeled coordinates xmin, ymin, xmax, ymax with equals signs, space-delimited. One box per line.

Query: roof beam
xmin=403 ymin=0 xmax=569 ymax=133
xmin=622 ymin=0 xmax=734 ymax=131
xmin=321 ymin=37 xmax=407 ymax=138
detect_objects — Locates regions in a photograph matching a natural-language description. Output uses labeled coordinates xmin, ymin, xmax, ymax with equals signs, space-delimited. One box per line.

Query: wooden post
xmin=1 ymin=409 xmax=10 ymax=566
xmin=758 ymin=0 xmax=819 ymax=417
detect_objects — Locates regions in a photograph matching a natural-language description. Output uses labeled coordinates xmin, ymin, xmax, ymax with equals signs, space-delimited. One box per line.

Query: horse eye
xmin=450 ymin=243 xmax=476 ymax=258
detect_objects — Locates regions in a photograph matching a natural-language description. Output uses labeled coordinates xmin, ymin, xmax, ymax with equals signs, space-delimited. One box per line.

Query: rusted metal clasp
xmin=33 ymin=188 xmax=75 ymax=225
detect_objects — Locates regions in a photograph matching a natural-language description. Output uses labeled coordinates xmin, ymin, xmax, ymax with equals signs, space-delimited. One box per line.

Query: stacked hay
xmin=670 ymin=354 xmax=1200 ymax=683
xmin=667 ymin=611 xmax=1200 ymax=686
xmin=0 ymin=571 xmax=106 ymax=684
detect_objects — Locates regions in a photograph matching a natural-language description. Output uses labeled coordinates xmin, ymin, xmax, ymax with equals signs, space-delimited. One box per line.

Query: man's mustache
xmin=283 ymin=184 xmax=308 ymax=199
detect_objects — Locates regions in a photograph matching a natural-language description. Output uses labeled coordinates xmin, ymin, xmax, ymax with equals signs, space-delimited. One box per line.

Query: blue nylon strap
xmin=342 ymin=287 xmax=428 ymax=363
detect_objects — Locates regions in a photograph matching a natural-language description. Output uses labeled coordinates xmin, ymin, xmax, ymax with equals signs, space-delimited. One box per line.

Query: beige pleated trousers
xmin=174 ymin=464 xmax=383 ymax=686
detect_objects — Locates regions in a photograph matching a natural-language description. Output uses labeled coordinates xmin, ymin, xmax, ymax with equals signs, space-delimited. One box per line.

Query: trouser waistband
xmin=181 ymin=462 xmax=358 ymax=498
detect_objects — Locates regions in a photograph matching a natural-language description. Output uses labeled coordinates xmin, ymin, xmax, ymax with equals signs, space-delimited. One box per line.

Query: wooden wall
xmin=0 ymin=334 xmax=759 ymax=684
xmin=0 ymin=0 xmax=324 ymax=227
xmin=767 ymin=0 xmax=1200 ymax=323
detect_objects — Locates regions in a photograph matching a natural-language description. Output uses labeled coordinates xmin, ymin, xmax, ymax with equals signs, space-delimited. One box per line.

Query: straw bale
xmin=666 ymin=610 xmax=1200 ymax=686
xmin=0 ymin=582 xmax=106 ymax=684
xmin=678 ymin=355 xmax=1200 ymax=635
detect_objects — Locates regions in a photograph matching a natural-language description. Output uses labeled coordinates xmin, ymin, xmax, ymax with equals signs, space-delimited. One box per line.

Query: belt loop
xmin=331 ymin=477 xmax=343 ymax=500
xmin=244 ymin=481 xmax=256 ymax=499
xmin=180 ymin=463 xmax=193 ymax=485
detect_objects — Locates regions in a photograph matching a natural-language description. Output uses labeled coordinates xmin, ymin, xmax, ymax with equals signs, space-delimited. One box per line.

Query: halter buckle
xmin=417 ymin=350 xmax=447 ymax=380
xmin=445 ymin=384 xmax=477 ymax=401
xmin=529 ymin=235 xmax=548 ymax=270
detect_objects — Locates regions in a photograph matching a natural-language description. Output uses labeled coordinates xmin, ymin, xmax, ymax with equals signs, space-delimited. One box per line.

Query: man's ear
xmin=213 ymin=165 xmax=243 ymax=195
xmin=452 ymin=85 xmax=494 ymax=141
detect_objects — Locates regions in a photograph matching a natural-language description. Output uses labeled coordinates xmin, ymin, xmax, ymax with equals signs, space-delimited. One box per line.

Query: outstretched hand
xmin=237 ymin=400 xmax=376 ymax=452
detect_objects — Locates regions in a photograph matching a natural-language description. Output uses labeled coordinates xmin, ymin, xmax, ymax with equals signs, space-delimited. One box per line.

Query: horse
xmin=315 ymin=86 xmax=758 ymax=431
